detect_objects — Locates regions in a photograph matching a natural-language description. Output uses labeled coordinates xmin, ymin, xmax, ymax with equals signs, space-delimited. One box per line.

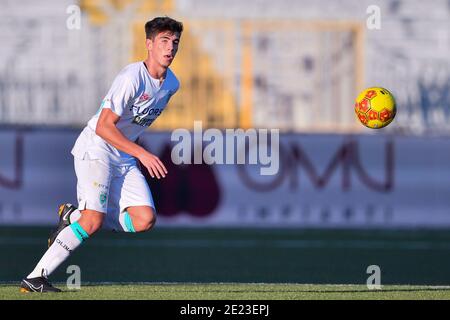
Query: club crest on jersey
xmin=138 ymin=92 xmax=150 ymax=102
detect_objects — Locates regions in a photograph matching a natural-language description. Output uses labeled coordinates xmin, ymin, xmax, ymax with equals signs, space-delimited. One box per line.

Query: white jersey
xmin=71 ymin=62 xmax=179 ymax=166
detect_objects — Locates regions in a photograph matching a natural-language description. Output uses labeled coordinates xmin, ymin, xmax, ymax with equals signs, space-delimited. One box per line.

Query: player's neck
xmin=143 ymin=58 xmax=167 ymax=81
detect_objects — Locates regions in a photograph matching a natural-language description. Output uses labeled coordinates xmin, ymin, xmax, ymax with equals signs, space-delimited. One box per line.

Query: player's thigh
xmin=74 ymin=155 xmax=112 ymax=213
xmin=74 ymin=155 xmax=111 ymax=233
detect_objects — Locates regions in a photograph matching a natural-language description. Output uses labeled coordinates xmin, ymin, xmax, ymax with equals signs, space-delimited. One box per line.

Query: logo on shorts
xmin=99 ymin=191 xmax=107 ymax=207
xmin=93 ymin=182 xmax=108 ymax=190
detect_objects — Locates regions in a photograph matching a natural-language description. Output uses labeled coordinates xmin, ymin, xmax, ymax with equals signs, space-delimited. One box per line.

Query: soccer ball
xmin=354 ymin=87 xmax=396 ymax=129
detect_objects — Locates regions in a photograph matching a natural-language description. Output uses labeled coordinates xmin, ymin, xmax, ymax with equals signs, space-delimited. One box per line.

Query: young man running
xmin=20 ymin=16 xmax=183 ymax=292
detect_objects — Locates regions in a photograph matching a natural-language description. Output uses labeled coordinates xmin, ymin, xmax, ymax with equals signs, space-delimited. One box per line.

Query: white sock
xmin=69 ymin=208 xmax=82 ymax=223
xmin=118 ymin=211 xmax=136 ymax=232
xmin=27 ymin=222 xmax=88 ymax=278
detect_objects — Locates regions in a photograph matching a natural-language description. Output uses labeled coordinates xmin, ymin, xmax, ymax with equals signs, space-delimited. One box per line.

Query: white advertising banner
xmin=0 ymin=129 xmax=449 ymax=228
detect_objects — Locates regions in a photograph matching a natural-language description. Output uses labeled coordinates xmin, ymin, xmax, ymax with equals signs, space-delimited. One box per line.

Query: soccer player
xmin=20 ymin=16 xmax=183 ymax=292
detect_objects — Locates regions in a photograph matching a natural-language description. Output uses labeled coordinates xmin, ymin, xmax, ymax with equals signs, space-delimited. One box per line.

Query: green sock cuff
xmin=124 ymin=212 xmax=136 ymax=233
xmin=70 ymin=221 xmax=89 ymax=242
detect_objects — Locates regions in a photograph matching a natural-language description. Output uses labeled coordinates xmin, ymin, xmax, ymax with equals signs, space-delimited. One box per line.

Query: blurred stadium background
xmin=1 ymin=0 xmax=450 ymax=286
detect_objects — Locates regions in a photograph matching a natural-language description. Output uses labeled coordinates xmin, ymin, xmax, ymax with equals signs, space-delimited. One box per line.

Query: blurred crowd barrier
xmin=1 ymin=129 xmax=449 ymax=228
xmin=0 ymin=0 xmax=449 ymax=134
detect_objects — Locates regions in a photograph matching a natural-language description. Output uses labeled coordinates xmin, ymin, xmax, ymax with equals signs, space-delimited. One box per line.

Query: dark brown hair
xmin=145 ymin=16 xmax=183 ymax=40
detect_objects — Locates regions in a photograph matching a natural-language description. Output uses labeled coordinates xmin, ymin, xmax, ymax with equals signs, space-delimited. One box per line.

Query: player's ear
xmin=145 ymin=38 xmax=153 ymax=51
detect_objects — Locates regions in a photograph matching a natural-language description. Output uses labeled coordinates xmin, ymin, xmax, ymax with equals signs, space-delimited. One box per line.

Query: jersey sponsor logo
xmin=132 ymin=115 xmax=156 ymax=127
xmin=147 ymin=108 xmax=163 ymax=116
xmin=131 ymin=108 xmax=163 ymax=127
xmin=131 ymin=106 xmax=163 ymax=117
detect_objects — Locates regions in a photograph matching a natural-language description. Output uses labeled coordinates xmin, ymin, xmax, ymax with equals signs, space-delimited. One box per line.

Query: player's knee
xmin=83 ymin=218 xmax=103 ymax=235
xmin=133 ymin=209 xmax=156 ymax=232
xmin=89 ymin=220 xmax=103 ymax=234
xmin=78 ymin=211 xmax=104 ymax=235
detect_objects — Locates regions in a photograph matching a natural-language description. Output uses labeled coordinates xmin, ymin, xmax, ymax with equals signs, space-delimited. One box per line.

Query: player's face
xmin=148 ymin=31 xmax=180 ymax=68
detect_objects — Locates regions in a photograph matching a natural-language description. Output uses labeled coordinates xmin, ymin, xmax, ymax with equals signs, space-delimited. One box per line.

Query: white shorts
xmin=74 ymin=155 xmax=155 ymax=215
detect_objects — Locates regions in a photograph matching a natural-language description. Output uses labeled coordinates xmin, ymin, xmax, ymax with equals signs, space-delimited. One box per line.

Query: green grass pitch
xmin=2 ymin=283 xmax=450 ymax=300
xmin=2 ymin=227 xmax=450 ymax=300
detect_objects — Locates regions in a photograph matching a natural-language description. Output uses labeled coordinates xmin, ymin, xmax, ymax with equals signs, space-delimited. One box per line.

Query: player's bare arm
xmin=95 ymin=108 xmax=167 ymax=179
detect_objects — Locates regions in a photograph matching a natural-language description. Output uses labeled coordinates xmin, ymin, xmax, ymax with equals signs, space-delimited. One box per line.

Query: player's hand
xmin=138 ymin=152 xmax=168 ymax=179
